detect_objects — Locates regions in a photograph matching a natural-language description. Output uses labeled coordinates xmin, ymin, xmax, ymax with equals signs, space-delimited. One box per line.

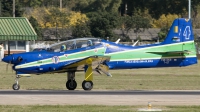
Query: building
xmin=0 ymin=17 xmax=37 ymax=55
xmin=114 ymin=28 xmax=200 ymax=42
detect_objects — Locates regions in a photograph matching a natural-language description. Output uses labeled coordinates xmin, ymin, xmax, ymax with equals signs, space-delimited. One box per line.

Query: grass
xmin=0 ymin=62 xmax=200 ymax=111
xmin=0 ymin=61 xmax=200 ymax=90
xmin=0 ymin=105 xmax=200 ymax=112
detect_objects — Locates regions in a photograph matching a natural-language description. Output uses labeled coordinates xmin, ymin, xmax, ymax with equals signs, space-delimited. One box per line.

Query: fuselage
xmin=2 ymin=37 xmax=197 ymax=75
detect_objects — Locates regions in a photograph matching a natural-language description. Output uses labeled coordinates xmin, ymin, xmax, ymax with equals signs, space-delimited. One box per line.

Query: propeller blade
xmin=6 ymin=61 xmax=10 ymax=71
xmin=6 ymin=63 xmax=8 ymax=71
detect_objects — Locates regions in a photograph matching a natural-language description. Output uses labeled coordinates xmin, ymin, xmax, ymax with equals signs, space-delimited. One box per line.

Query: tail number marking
xmin=183 ymin=26 xmax=191 ymax=40
xmin=125 ymin=60 xmax=153 ymax=63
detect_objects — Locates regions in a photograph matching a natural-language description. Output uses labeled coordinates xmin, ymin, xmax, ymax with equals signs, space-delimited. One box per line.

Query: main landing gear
xmin=82 ymin=81 xmax=93 ymax=90
xmin=66 ymin=72 xmax=77 ymax=90
xmin=66 ymin=64 xmax=94 ymax=91
xmin=12 ymin=65 xmax=95 ymax=91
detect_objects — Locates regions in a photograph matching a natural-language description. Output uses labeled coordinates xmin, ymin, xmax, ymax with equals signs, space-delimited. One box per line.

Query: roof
xmin=114 ymin=28 xmax=200 ymax=40
xmin=0 ymin=17 xmax=37 ymax=40
xmin=193 ymin=29 xmax=200 ymax=37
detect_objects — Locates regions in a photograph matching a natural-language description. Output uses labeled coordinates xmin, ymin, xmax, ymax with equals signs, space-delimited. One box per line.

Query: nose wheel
xmin=82 ymin=80 xmax=93 ymax=90
xmin=12 ymin=83 xmax=20 ymax=90
xmin=12 ymin=75 xmax=20 ymax=90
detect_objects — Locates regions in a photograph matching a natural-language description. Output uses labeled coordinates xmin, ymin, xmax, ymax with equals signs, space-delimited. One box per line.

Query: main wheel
xmin=12 ymin=83 xmax=20 ymax=90
xmin=82 ymin=80 xmax=93 ymax=90
xmin=66 ymin=80 xmax=77 ymax=90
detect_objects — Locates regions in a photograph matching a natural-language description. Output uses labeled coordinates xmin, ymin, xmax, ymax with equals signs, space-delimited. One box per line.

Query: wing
xmin=146 ymin=50 xmax=191 ymax=55
xmin=62 ymin=55 xmax=110 ymax=71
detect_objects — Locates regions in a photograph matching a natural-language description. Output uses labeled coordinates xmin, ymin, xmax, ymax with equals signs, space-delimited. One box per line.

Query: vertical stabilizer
xmin=162 ymin=18 xmax=194 ymax=44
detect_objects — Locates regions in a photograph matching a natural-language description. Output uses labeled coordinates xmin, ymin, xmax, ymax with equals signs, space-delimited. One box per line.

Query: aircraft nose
xmin=2 ymin=55 xmax=13 ymax=63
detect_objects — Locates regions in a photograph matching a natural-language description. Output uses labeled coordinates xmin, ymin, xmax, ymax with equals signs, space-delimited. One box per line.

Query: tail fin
xmin=162 ymin=18 xmax=194 ymax=44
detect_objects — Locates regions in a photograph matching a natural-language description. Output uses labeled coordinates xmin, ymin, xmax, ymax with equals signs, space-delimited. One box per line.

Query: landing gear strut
xmin=82 ymin=64 xmax=94 ymax=90
xmin=12 ymin=75 xmax=20 ymax=90
xmin=66 ymin=72 xmax=77 ymax=90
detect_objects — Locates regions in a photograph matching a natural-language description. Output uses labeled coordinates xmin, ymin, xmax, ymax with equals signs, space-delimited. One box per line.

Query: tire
xmin=82 ymin=80 xmax=93 ymax=90
xmin=66 ymin=80 xmax=77 ymax=90
xmin=12 ymin=83 xmax=20 ymax=90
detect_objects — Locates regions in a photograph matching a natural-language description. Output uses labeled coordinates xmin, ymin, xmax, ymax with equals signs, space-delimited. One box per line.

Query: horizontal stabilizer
xmin=146 ymin=50 xmax=191 ymax=55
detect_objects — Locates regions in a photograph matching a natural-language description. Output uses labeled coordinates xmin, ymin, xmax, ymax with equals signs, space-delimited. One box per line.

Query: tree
xmin=72 ymin=22 xmax=91 ymax=37
xmin=82 ymin=0 xmax=121 ymax=14
xmin=1 ymin=0 xmax=24 ymax=17
xmin=154 ymin=14 xmax=179 ymax=42
xmin=121 ymin=0 xmax=200 ymax=19
xmin=87 ymin=11 xmax=119 ymax=41
xmin=67 ymin=11 xmax=89 ymax=27
xmin=29 ymin=16 xmax=42 ymax=40
xmin=192 ymin=4 xmax=200 ymax=28
xmin=21 ymin=0 xmax=43 ymax=7
xmin=157 ymin=27 xmax=169 ymax=42
xmin=119 ymin=14 xmax=151 ymax=41
xmin=152 ymin=14 xmax=179 ymax=28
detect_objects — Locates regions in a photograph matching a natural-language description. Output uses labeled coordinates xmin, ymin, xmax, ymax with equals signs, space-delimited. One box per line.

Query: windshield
xmin=46 ymin=38 xmax=101 ymax=52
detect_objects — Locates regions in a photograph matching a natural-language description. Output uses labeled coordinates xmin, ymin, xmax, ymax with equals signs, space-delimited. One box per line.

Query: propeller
xmin=6 ymin=61 xmax=13 ymax=72
xmin=4 ymin=55 xmax=19 ymax=72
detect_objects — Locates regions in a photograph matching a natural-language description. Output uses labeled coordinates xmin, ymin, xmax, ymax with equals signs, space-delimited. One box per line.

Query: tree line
xmin=1 ymin=0 xmax=200 ymax=41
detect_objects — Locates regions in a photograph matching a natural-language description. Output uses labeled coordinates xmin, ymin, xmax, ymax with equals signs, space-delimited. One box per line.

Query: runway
xmin=0 ymin=90 xmax=200 ymax=95
xmin=0 ymin=90 xmax=200 ymax=105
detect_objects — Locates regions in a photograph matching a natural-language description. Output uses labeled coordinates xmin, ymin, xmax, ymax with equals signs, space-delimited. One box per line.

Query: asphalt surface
xmin=1 ymin=90 xmax=200 ymax=105
xmin=0 ymin=90 xmax=200 ymax=95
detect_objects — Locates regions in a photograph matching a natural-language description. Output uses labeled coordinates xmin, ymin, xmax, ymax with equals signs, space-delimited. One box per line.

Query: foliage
xmin=72 ymin=22 xmax=91 ymax=38
xmin=68 ymin=0 xmax=122 ymax=14
xmin=154 ymin=14 xmax=179 ymax=42
xmin=87 ymin=11 xmax=119 ymax=41
xmin=157 ymin=27 xmax=169 ymax=42
xmin=24 ymin=7 xmax=88 ymax=29
xmin=2 ymin=0 xmax=200 ymax=41
xmin=67 ymin=12 xmax=89 ymax=27
xmin=0 ymin=0 xmax=24 ymax=17
xmin=21 ymin=0 xmax=43 ymax=7
xmin=24 ymin=7 xmax=53 ymax=28
xmin=29 ymin=16 xmax=42 ymax=40
xmin=152 ymin=14 xmax=179 ymax=28
xmin=192 ymin=4 xmax=200 ymax=28
xmin=121 ymin=0 xmax=200 ymax=20
xmin=119 ymin=14 xmax=151 ymax=41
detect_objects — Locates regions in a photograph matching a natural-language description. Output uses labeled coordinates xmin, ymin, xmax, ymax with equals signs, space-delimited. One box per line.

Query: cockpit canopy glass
xmin=46 ymin=38 xmax=101 ymax=52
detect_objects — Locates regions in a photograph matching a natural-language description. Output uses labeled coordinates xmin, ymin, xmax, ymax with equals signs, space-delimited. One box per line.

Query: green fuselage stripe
xmin=15 ymin=41 xmax=196 ymax=69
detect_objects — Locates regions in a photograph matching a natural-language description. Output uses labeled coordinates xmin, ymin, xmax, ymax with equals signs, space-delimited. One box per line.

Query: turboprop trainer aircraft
xmin=2 ymin=18 xmax=198 ymax=90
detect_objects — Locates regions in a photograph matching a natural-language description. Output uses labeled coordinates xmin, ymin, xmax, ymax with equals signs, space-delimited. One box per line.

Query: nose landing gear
xmin=12 ymin=75 xmax=20 ymax=90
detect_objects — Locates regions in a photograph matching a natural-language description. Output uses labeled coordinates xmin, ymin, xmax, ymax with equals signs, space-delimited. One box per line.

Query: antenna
xmin=189 ymin=0 xmax=191 ymax=19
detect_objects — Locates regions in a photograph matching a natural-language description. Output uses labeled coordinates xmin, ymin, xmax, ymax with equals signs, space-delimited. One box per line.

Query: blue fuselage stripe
xmin=107 ymin=57 xmax=197 ymax=69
